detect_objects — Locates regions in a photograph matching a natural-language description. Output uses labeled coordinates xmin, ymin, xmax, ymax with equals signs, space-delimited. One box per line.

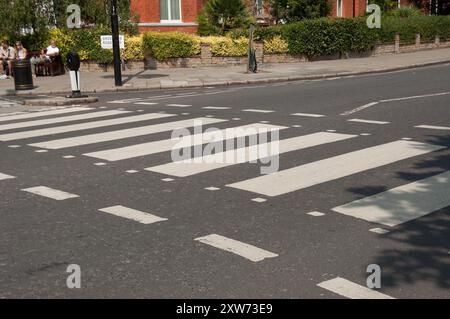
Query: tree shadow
xmin=345 ymin=134 xmax=450 ymax=290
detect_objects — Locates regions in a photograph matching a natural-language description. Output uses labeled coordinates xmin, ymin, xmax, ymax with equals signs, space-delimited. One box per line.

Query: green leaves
xmin=142 ymin=32 xmax=201 ymax=61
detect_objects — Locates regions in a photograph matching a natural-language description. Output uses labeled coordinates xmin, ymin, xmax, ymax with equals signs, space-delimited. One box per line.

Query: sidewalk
xmin=1 ymin=48 xmax=450 ymax=97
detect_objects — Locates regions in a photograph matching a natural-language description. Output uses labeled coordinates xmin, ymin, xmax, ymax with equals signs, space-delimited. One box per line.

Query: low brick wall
xmin=80 ymin=35 xmax=450 ymax=72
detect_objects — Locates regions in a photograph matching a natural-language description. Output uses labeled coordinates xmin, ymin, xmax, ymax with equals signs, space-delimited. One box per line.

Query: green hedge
xmin=142 ymin=32 xmax=200 ymax=61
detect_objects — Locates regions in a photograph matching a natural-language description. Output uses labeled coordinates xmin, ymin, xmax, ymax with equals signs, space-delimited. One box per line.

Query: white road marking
xmin=0 ymin=172 xmax=15 ymax=180
xmin=348 ymin=119 xmax=390 ymax=125
xmin=252 ymin=198 xmax=267 ymax=203
xmin=34 ymin=150 xmax=48 ymax=153
xmin=0 ymin=113 xmax=176 ymax=141
xmin=162 ymin=178 xmax=174 ymax=182
xmin=22 ymin=186 xmax=79 ymax=200
xmin=203 ymin=106 xmax=231 ymax=110
xmin=94 ymin=162 xmax=107 ymax=166
xmin=360 ymin=133 xmax=371 ymax=136
xmin=0 ymin=110 xmax=130 ymax=131
xmin=415 ymin=125 xmax=450 ymax=131
xmin=307 ymin=211 xmax=325 ymax=217
xmin=317 ymin=277 xmax=395 ymax=299
xmin=291 ymin=113 xmax=325 ymax=118
xmin=108 ymin=98 xmax=145 ymax=104
xmin=126 ymin=170 xmax=139 ymax=174
xmin=242 ymin=109 xmax=274 ymax=113
xmin=146 ymin=132 xmax=357 ymax=177
xmin=29 ymin=118 xmax=227 ymax=150
xmin=167 ymin=104 xmax=192 ymax=107
xmin=340 ymin=102 xmax=379 ymax=116
xmin=8 ymin=145 xmax=21 ymax=148
xmin=135 ymin=102 xmax=159 ymax=105
xmin=228 ymin=140 xmax=445 ymax=197
xmin=332 ymin=170 xmax=450 ymax=227
xmin=380 ymin=91 xmax=450 ymax=103
xmin=369 ymin=228 xmax=390 ymax=234
xmin=205 ymin=187 xmax=220 ymax=191
xmin=0 ymin=107 xmax=93 ymax=123
xmin=62 ymin=155 xmax=75 ymax=159
xmin=98 ymin=205 xmax=167 ymax=224
xmin=83 ymin=123 xmax=286 ymax=161
xmin=195 ymin=234 xmax=278 ymax=262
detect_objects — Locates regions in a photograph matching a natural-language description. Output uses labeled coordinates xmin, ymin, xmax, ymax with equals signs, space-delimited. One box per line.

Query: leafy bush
xmin=123 ymin=36 xmax=144 ymax=61
xmin=201 ymin=36 xmax=248 ymax=56
xmin=264 ymin=36 xmax=289 ymax=54
xmin=143 ymin=32 xmax=201 ymax=61
xmin=386 ymin=7 xmax=422 ymax=18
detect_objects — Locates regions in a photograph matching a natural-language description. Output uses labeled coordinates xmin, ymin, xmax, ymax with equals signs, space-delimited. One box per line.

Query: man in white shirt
xmin=45 ymin=40 xmax=60 ymax=59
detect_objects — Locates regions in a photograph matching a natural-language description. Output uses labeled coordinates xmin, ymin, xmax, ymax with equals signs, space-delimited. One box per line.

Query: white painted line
xmin=415 ymin=125 xmax=450 ymax=131
xmin=0 ymin=172 xmax=15 ymax=180
xmin=0 ymin=107 xmax=93 ymax=123
xmin=108 ymin=98 xmax=145 ymax=104
xmin=195 ymin=234 xmax=278 ymax=262
xmin=35 ymin=150 xmax=48 ymax=153
xmin=402 ymin=137 xmax=413 ymax=140
xmin=84 ymin=123 xmax=286 ymax=162
xmin=307 ymin=211 xmax=325 ymax=217
xmin=167 ymin=104 xmax=192 ymax=107
xmin=332 ymin=170 xmax=450 ymax=227
xmin=242 ymin=109 xmax=274 ymax=114
xmin=62 ymin=155 xmax=75 ymax=159
xmin=8 ymin=145 xmax=21 ymax=148
xmin=317 ymin=277 xmax=395 ymax=299
xmin=252 ymin=198 xmax=267 ymax=203
xmin=135 ymin=102 xmax=159 ymax=105
xmin=370 ymin=228 xmax=390 ymax=235
xmin=291 ymin=113 xmax=325 ymax=118
xmin=348 ymin=119 xmax=390 ymax=125
xmin=29 ymin=117 xmax=227 ymax=150
xmin=0 ymin=113 xmax=176 ymax=141
xmin=146 ymin=132 xmax=356 ymax=177
xmin=22 ymin=186 xmax=79 ymax=200
xmin=162 ymin=178 xmax=174 ymax=182
xmin=326 ymin=130 xmax=337 ymax=132
xmin=232 ymin=118 xmax=241 ymax=121
xmin=0 ymin=110 xmax=130 ymax=131
xmin=126 ymin=170 xmax=139 ymax=174
xmin=203 ymin=106 xmax=231 ymax=110
xmin=260 ymin=121 xmax=270 ymax=124
xmin=98 ymin=205 xmax=167 ymax=225
xmin=380 ymin=91 xmax=450 ymax=103
xmin=340 ymin=102 xmax=379 ymax=116
xmin=292 ymin=125 xmax=302 ymax=128
xmin=228 ymin=140 xmax=445 ymax=197
xmin=94 ymin=162 xmax=107 ymax=166
xmin=360 ymin=133 xmax=371 ymax=136
xmin=205 ymin=187 xmax=220 ymax=191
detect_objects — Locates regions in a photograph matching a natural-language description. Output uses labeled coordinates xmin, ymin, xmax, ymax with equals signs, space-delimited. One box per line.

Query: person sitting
xmin=14 ymin=41 xmax=28 ymax=61
xmin=45 ymin=40 xmax=60 ymax=59
xmin=0 ymin=40 xmax=16 ymax=78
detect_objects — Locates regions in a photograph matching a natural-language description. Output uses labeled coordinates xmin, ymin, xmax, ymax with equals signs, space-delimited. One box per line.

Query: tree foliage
xmin=269 ymin=0 xmax=331 ymax=23
xmin=198 ymin=0 xmax=253 ymax=35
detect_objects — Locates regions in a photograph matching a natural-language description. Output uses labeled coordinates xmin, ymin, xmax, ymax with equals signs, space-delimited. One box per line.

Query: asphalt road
xmin=1 ymin=64 xmax=449 ymax=299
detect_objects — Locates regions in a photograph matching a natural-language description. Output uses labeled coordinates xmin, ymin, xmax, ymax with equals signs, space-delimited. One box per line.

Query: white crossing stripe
xmin=291 ymin=113 xmax=325 ymax=118
xmin=84 ymin=123 xmax=286 ymax=162
xmin=242 ymin=109 xmax=274 ymax=113
xmin=0 ymin=172 xmax=15 ymax=180
xmin=29 ymin=117 xmax=227 ymax=149
xmin=202 ymin=106 xmax=231 ymax=110
xmin=195 ymin=234 xmax=278 ymax=262
xmin=135 ymin=102 xmax=159 ymax=105
xmin=348 ymin=118 xmax=390 ymax=125
xmin=22 ymin=186 xmax=79 ymax=200
xmin=167 ymin=104 xmax=191 ymax=107
xmin=415 ymin=125 xmax=450 ymax=131
xmin=0 ymin=110 xmax=129 ymax=131
xmin=318 ymin=277 xmax=395 ymax=299
xmin=0 ymin=113 xmax=176 ymax=141
xmin=146 ymin=132 xmax=357 ymax=177
xmin=227 ymin=140 xmax=445 ymax=197
xmin=98 ymin=205 xmax=167 ymax=224
xmin=0 ymin=107 xmax=93 ymax=123
xmin=332 ymin=170 xmax=450 ymax=227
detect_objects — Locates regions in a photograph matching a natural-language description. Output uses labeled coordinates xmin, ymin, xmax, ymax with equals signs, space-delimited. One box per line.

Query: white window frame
xmin=336 ymin=0 xmax=343 ymax=17
xmin=160 ymin=0 xmax=182 ymax=23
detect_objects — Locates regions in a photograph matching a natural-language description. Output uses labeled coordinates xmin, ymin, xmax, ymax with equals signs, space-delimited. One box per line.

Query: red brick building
xmin=130 ymin=0 xmax=413 ymax=33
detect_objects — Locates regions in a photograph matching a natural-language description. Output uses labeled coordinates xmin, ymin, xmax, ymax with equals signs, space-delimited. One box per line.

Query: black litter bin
xmin=12 ymin=60 xmax=33 ymax=90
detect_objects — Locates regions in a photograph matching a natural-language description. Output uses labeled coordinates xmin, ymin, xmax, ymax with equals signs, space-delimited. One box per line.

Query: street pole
xmin=111 ymin=0 xmax=122 ymax=86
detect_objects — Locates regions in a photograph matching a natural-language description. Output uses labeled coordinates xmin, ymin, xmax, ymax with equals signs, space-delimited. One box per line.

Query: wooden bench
xmin=30 ymin=50 xmax=65 ymax=77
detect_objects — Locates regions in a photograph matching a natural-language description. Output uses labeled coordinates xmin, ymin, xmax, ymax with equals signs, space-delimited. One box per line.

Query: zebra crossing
xmin=0 ymin=97 xmax=21 ymax=109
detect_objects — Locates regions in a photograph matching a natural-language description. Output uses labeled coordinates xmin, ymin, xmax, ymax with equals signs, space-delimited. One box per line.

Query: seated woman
xmin=14 ymin=41 xmax=28 ymax=61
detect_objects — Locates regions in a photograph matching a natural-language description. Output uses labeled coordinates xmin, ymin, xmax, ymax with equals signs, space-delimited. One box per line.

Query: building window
xmin=336 ymin=0 xmax=343 ymax=17
xmin=160 ymin=0 xmax=181 ymax=22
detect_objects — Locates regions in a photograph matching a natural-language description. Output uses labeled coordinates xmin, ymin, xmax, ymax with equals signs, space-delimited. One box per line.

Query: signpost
xmin=110 ymin=0 xmax=122 ymax=86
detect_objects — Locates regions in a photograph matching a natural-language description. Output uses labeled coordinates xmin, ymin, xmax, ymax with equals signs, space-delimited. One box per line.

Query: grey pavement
xmin=0 ymin=63 xmax=449 ymax=298
xmin=1 ymin=47 xmax=450 ymax=97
